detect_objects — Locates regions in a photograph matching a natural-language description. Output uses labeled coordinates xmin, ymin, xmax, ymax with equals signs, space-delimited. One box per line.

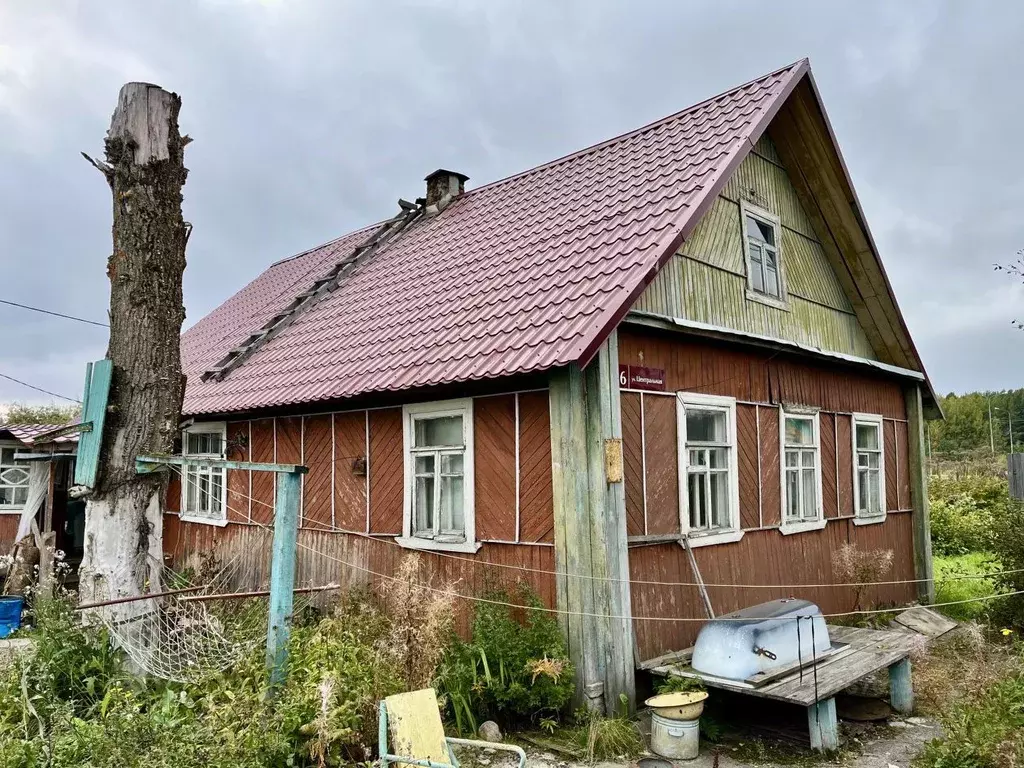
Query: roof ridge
xmin=464 ymin=58 xmax=807 ymax=198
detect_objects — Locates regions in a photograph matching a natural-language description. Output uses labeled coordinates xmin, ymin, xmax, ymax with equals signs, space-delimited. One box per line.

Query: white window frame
xmin=779 ymin=409 xmax=826 ymax=534
xmin=852 ymin=413 xmax=886 ymax=525
xmin=676 ymin=393 xmax=743 ymax=548
xmin=740 ymin=200 xmax=789 ymax=311
xmin=0 ymin=440 xmax=30 ymax=513
xmin=180 ymin=421 xmax=228 ymax=527
xmin=399 ymin=398 xmax=479 ymax=554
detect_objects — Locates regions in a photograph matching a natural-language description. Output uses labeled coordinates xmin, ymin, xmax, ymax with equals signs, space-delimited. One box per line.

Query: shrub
xmin=929 ymin=472 xmax=1010 ymax=556
xmin=574 ymin=710 xmax=645 ymax=762
xmin=989 ymin=499 xmax=1024 ymax=629
xmin=437 ymin=583 xmax=574 ymax=732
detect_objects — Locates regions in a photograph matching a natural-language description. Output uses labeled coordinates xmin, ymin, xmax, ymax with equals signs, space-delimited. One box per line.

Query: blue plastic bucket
xmin=0 ymin=596 xmax=24 ymax=638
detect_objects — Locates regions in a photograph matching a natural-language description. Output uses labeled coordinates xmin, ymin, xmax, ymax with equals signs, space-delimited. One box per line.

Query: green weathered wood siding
xmin=633 ymin=136 xmax=876 ymax=359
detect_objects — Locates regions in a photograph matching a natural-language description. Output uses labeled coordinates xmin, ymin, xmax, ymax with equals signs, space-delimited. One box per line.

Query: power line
xmin=0 ymin=372 xmax=81 ymax=403
xmin=0 ymin=298 xmax=108 ymax=328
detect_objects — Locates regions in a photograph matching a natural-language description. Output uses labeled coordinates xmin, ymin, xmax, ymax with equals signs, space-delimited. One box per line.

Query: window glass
xmin=782 ymin=413 xmax=821 ymax=525
xmin=785 ymin=417 xmax=813 ymax=445
xmin=856 ymin=423 xmax=879 ymax=451
xmin=746 ymin=215 xmax=775 ymax=245
xmin=745 ymin=210 xmax=782 ymax=300
xmin=414 ymin=415 xmax=463 ymax=448
xmin=686 ymin=409 xmax=727 ymax=443
xmin=0 ymin=443 xmax=31 ymax=509
xmin=182 ymin=426 xmax=226 ymax=522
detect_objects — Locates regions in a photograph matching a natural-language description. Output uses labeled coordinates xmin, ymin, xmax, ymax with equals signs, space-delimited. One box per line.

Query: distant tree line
xmin=929 ymin=390 xmax=1024 ymax=458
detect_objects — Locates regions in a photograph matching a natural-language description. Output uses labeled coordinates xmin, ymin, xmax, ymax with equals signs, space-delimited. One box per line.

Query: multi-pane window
xmin=403 ymin=400 xmax=475 ymax=551
xmin=782 ymin=413 xmax=821 ymax=525
xmin=182 ymin=423 xmax=226 ymax=524
xmin=853 ymin=415 xmax=885 ymax=519
xmin=678 ymin=394 xmax=738 ymax=537
xmin=742 ymin=203 xmax=784 ymax=302
xmin=0 ymin=443 xmax=30 ymax=510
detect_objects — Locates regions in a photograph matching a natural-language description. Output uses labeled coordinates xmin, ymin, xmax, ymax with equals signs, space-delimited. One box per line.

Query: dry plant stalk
xmin=378 ymin=554 xmax=456 ymax=690
xmin=835 ymin=543 xmax=894 ymax=611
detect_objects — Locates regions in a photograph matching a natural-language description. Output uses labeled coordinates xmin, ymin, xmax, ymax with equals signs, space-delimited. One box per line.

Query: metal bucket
xmin=650 ymin=712 xmax=699 ymax=760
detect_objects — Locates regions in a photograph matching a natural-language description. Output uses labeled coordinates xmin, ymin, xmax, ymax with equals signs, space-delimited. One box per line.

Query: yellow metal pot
xmin=644 ymin=691 xmax=708 ymax=721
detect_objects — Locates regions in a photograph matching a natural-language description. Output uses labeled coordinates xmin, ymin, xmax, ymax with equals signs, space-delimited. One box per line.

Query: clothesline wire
xmin=183 ymin=465 xmax=1024 ymax=591
xmin=166 ymin=465 xmax=1024 ymax=623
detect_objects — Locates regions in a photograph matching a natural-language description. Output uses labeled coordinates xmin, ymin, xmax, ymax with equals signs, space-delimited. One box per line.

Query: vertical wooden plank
xmin=334 ymin=411 xmax=369 ymax=531
xmin=518 ymin=391 xmax=554 ymax=543
xmin=905 ymin=385 xmax=934 ymax=603
xmin=266 ymin=469 xmax=301 ymax=689
xmin=474 ymin=395 xmax=517 ymax=541
xmin=369 ymin=408 xmax=403 ymax=535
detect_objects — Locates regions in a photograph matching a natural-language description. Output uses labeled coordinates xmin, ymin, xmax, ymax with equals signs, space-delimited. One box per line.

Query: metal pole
xmin=266 ymin=469 xmax=302 ymax=689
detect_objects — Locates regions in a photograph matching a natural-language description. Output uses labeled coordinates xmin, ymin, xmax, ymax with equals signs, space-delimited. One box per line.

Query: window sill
xmin=853 ymin=513 xmax=887 ymax=527
xmin=179 ymin=513 xmax=229 ymax=528
xmin=779 ymin=518 xmax=828 ymax=535
xmin=0 ymin=508 xmax=25 ymax=515
xmin=745 ymin=288 xmax=790 ymax=312
xmin=680 ymin=529 xmax=745 ymax=549
xmin=396 ymin=536 xmax=482 ymax=554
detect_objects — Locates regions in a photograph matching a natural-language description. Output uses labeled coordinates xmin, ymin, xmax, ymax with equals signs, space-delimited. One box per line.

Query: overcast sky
xmin=0 ymin=1 xmax=1021 ymax=407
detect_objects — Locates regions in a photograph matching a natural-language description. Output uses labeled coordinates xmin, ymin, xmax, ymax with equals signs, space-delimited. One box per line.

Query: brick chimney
xmin=424 ymin=169 xmax=468 ymax=216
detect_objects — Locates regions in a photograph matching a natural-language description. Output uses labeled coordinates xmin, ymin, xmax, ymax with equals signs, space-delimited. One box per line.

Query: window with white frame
xmin=852 ymin=414 xmax=885 ymax=520
xmin=741 ymin=201 xmax=785 ymax=303
xmin=0 ymin=442 xmax=30 ymax=511
xmin=677 ymin=393 xmax=740 ymax=542
xmin=181 ymin=422 xmax=227 ymax=524
xmin=401 ymin=399 xmax=476 ymax=552
xmin=781 ymin=411 xmax=823 ymax=529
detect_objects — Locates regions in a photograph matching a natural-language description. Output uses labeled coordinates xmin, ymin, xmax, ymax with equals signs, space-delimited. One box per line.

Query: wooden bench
xmin=644 ymin=625 xmax=917 ymax=751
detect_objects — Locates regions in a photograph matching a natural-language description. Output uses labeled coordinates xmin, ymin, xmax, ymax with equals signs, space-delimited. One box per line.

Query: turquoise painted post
xmin=889 ymin=658 xmax=913 ymax=714
xmin=266 ymin=469 xmax=302 ymax=689
xmin=807 ymin=697 xmax=838 ymax=751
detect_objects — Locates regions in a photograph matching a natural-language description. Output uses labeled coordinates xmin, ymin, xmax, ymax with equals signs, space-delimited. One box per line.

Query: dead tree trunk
xmin=78 ymin=83 xmax=189 ymax=607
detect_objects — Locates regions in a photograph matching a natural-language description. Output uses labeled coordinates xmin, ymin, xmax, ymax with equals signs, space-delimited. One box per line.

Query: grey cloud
xmin=1 ymin=0 xmax=1022 ymax=405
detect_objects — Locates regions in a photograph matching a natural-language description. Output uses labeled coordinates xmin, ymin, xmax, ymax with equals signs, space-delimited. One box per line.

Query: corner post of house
xmin=905 ymin=384 xmax=934 ymax=604
xmin=583 ymin=330 xmax=636 ymax=714
xmin=549 ymin=362 xmax=603 ymax=711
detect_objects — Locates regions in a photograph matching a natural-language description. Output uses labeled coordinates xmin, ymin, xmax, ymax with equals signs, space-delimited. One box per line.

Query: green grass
xmin=934 ymin=552 xmax=998 ymax=622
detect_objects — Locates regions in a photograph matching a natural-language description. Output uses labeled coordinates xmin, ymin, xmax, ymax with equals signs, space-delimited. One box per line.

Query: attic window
xmin=741 ymin=201 xmax=786 ymax=307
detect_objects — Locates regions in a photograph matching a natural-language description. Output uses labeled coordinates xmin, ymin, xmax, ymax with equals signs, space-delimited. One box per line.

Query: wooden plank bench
xmin=645 ymin=625 xmax=918 ymax=752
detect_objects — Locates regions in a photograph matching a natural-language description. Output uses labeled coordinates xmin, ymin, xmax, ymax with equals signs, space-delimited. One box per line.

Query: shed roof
xmin=0 ymin=423 xmax=79 ymax=445
xmin=181 ymin=59 xmax=931 ymax=416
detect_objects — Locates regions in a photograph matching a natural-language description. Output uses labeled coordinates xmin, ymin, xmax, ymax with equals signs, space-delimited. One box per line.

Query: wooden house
xmin=170 ymin=59 xmax=937 ymax=712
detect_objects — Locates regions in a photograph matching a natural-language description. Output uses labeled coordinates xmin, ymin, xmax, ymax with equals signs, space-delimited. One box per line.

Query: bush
xmin=0 ymin=579 xmax=454 ymax=767
xmin=989 ymin=499 xmax=1024 ymax=629
xmin=437 ymin=583 xmax=574 ymax=733
xmin=930 ymin=472 xmax=1011 ymax=555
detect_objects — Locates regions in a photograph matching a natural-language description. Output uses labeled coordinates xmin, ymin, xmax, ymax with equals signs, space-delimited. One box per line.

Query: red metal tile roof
xmin=182 ymin=60 xmax=809 ymax=416
xmin=0 ymin=423 xmax=79 ymax=445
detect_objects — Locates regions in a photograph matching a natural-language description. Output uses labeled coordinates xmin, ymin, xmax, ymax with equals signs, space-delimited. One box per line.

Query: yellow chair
xmin=378 ymin=689 xmax=526 ymax=768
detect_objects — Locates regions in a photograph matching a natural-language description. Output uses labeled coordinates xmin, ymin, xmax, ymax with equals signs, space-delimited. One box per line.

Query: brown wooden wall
xmin=618 ymin=326 xmax=919 ymax=659
xmin=164 ymin=390 xmax=558 ymax=626
xmin=0 ymin=514 xmax=17 ymax=553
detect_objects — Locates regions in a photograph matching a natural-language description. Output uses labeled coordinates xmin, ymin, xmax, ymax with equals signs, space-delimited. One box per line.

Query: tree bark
xmin=79 ymin=83 xmax=188 ymax=608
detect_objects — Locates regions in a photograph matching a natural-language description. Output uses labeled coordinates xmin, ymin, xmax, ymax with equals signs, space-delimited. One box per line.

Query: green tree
xmin=2 ymin=401 xmax=80 ymax=425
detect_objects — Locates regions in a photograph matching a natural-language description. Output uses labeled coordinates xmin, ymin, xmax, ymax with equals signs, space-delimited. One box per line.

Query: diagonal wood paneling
xmin=518 ymin=391 xmax=554 ymax=543
xmin=896 ymin=420 xmax=911 ymax=510
xmin=736 ymin=404 xmax=759 ymax=530
xmin=820 ymin=413 xmax=839 ymax=519
xmin=369 ymin=408 xmax=404 ymax=535
xmin=225 ymin=420 xmax=250 ymax=524
xmin=302 ymin=415 xmax=333 ymax=529
xmin=335 ymin=411 xmax=368 ymax=531
xmin=759 ymin=406 xmax=781 ymax=527
xmin=250 ymin=418 xmax=275 ymax=525
xmin=836 ymin=414 xmax=853 ymax=516
xmin=644 ymin=394 xmax=679 ymax=535
xmin=475 ymin=395 xmax=517 ymax=541
xmin=884 ymin=419 xmax=898 ymax=512
xmin=621 ymin=392 xmax=645 ymax=536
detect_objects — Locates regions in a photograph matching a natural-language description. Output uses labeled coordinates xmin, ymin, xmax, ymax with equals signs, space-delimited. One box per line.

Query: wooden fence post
xmin=266 ymin=469 xmax=302 ymax=688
